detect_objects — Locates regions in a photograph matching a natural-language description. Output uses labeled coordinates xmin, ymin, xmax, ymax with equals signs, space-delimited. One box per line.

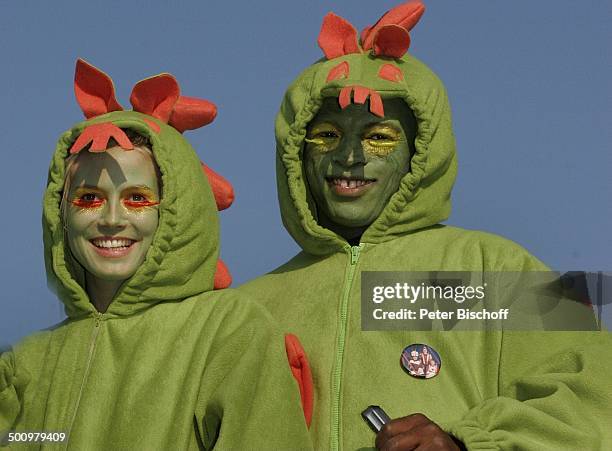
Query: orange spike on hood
xmin=74 ymin=59 xmax=124 ymax=119
xmin=361 ymin=0 xmax=425 ymax=52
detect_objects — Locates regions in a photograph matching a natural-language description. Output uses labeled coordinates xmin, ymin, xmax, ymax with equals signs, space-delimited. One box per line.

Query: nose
xmin=98 ymin=198 xmax=127 ymax=229
xmin=332 ymin=135 xmax=366 ymax=167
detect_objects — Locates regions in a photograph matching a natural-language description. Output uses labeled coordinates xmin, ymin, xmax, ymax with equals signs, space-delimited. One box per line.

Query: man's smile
xmin=326 ymin=176 xmax=377 ymax=197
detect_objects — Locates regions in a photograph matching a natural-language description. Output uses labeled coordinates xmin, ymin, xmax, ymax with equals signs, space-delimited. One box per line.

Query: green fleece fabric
xmin=0 ymin=111 xmax=311 ymax=450
xmin=239 ymin=52 xmax=612 ymax=450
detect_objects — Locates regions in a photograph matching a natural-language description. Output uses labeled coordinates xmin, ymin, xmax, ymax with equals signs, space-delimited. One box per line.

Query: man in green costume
xmin=239 ymin=2 xmax=612 ymax=450
xmin=0 ymin=60 xmax=312 ymax=450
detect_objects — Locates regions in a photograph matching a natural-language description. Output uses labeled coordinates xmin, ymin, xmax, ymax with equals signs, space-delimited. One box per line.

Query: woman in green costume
xmin=239 ymin=2 xmax=612 ymax=450
xmin=0 ymin=60 xmax=312 ymax=450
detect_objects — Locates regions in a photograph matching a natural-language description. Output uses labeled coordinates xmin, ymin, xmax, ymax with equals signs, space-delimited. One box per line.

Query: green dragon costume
xmin=239 ymin=2 xmax=612 ymax=450
xmin=0 ymin=61 xmax=312 ymax=450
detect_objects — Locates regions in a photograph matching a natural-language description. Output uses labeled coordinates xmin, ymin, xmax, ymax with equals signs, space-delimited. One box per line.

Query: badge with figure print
xmin=401 ymin=344 xmax=441 ymax=379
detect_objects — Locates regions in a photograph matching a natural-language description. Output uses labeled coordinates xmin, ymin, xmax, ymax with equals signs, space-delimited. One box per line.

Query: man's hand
xmin=375 ymin=413 xmax=465 ymax=451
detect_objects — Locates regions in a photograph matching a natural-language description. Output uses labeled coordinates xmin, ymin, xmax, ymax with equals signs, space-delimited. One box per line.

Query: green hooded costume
xmin=238 ymin=3 xmax=612 ymax=450
xmin=0 ymin=61 xmax=312 ymax=450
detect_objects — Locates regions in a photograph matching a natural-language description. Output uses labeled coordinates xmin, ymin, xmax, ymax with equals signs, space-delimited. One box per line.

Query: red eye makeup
xmin=122 ymin=187 xmax=159 ymax=209
xmin=72 ymin=190 xmax=105 ymax=209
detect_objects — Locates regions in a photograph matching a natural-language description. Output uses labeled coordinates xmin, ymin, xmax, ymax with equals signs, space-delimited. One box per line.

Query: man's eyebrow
xmin=362 ymin=121 xmax=403 ymax=134
xmin=365 ymin=119 xmax=401 ymax=128
xmin=308 ymin=120 xmax=339 ymax=129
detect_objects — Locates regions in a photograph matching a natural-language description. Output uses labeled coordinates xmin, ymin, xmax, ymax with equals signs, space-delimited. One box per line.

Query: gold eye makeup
xmin=305 ymin=123 xmax=342 ymax=153
xmin=362 ymin=124 xmax=403 ymax=157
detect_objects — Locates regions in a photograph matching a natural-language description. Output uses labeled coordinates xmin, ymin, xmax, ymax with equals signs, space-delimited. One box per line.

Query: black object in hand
xmin=361 ymin=405 xmax=391 ymax=433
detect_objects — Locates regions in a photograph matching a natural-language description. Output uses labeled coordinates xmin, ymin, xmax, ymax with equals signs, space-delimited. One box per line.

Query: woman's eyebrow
xmin=126 ymin=185 xmax=155 ymax=191
xmin=74 ymin=184 xmax=103 ymax=191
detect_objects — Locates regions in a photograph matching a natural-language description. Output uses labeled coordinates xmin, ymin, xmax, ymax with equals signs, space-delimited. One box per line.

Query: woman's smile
xmin=89 ymin=236 xmax=139 ymax=258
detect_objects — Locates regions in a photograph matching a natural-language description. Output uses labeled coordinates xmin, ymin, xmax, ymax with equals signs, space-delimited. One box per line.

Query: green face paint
xmin=65 ymin=146 xmax=160 ymax=285
xmin=304 ymin=97 xmax=417 ymax=239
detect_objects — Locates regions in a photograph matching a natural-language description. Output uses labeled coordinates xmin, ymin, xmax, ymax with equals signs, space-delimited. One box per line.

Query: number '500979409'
xmin=6 ymin=431 xmax=66 ymax=442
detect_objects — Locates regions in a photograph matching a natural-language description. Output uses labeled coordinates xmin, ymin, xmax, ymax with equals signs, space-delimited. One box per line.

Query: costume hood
xmin=44 ymin=60 xmax=234 ymax=319
xmin=276 ymin=1 xmax=457 ymax=255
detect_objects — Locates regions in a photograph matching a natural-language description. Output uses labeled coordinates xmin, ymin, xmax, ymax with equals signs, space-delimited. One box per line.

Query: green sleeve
xmin=193 ymin=303 xmax=313 ymax=450
xmin=0 ymin=350 xmax=25 ymax=444
xmin=445 ymin=331 xmax=612 ymax=450
xmin=444 ymin=241 xmax=612 ymax=449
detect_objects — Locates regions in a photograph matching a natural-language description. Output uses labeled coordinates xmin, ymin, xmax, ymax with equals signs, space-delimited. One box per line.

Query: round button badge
xmin=401 ymin=344 xmax=441 ymax=379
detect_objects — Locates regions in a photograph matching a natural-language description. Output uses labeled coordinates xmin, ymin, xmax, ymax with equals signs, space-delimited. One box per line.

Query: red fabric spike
xmin=168 ymin=96 xmax=217 ymax=133
xmin=143 ymin=118 xmax=161 ymax=134
xmin=338 ymin=85 xmax=353 ymax=109
xmin=74 ymin=59 xmax=123 ymax=119
xmin=285 ymin=334 xmax=314 ymax=428
xmin=360 ymin=25 xmax=373 ymax=45
xmin=368 ymin=91 xmax=385 ymax=117
xmin=318 ymin=12 xmax=361 ymax=59
xmin=337 ymin=85 xmax=385 ymax=117
xmin=201 ymin=162 xmax=235 ymax=211
xmin=130 ymin=74 xmax=180 ymax=123
xmin=69 ymin=122 xmax=134 ymax=154
xmin=352 ymin=86 xmax=370 ymax=105
xmin=326 ymin=61 xmax=350 ymax=83
xmin=378 ymin=63 xmax=404 ymax=82
xmin=213 ymin=259 xmax=232 ymax=289
xmin=373 ymin=25 xmax=411 ymax=58
xmin=361 ymin=0 xmax=425 ymax=50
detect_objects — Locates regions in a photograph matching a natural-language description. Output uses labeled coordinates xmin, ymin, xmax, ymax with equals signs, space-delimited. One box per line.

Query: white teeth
xmin=330 ymin=178 xmax=373 ymax=188
xmin=92 ymin=238 xmax=134 ymax=248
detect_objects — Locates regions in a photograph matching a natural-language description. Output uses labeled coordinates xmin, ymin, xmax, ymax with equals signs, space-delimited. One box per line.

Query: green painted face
xmin=65 ymin=146 xmax=160 ymax=284
xmin=304 ymin=97 xmax=417 ymax=240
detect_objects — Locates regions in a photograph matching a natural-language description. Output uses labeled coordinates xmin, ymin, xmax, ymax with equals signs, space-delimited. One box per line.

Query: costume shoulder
xmin=238 ymin=251 xmax=321 ymax=293
xmin=439 ymin=225 xmax=549 ymax=271
xmin=187 ymin=288 xmax=279 ymax=337
xmin=188 ymin=289 xmax=312 ymax=450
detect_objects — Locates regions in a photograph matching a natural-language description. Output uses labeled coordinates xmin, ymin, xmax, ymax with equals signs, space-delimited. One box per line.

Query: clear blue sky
xmin=1 ymin=1 xmax=610 ymax=345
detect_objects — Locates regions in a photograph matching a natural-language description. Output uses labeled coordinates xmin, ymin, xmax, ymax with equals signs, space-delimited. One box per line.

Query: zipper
xmin=330 ymin=245 xmax=362 ymax=451
xmin=64 ymin=312 xmax=102 ymax=448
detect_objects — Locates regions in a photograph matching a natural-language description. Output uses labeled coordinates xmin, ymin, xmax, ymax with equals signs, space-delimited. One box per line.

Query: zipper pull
xmin=350 ymin=245 xmax=361 ymax=265
xmin=93 ymin=312 xmax=102 ymax=327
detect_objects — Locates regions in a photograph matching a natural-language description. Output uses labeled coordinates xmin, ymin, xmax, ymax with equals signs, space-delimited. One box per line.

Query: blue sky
xmin=1 ymin=1 xmax=610 ymax=345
